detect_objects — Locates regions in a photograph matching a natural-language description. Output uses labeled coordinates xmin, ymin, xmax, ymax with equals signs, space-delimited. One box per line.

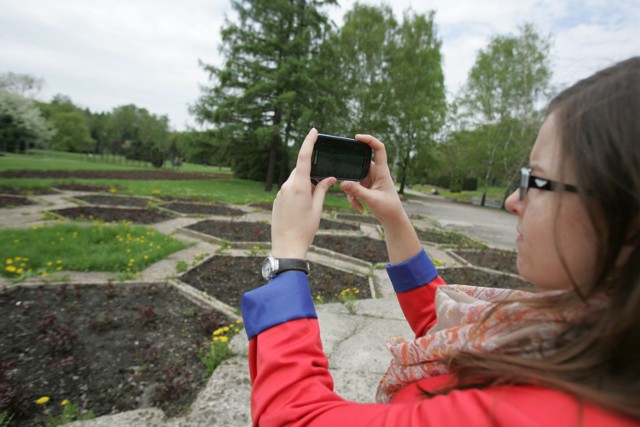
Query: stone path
xmin=0 ymin=190 xmax=517 ymax=426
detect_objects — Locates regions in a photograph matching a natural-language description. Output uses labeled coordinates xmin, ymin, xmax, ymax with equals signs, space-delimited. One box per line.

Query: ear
xmin=615 ymin=217 xmax=640 ymax=268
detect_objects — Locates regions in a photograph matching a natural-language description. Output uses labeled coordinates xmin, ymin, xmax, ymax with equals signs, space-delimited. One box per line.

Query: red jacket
xmin=241 ymin=250 xmax=638 ymax=426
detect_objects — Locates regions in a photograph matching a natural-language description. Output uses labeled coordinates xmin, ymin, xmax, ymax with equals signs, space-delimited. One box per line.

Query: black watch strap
xmin=277 ymin=258 xmax=310 ymax=275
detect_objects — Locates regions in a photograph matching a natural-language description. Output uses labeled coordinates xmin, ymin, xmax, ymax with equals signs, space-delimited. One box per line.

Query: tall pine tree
xmin=193 ymin=0 xmax=337 ymax=191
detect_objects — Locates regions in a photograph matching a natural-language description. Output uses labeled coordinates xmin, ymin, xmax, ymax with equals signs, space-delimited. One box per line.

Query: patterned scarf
xmin=376 ymin=285 xmax=608 ymax=403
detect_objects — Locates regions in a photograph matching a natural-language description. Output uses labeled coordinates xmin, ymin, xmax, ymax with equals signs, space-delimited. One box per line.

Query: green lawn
xmin=0 ymin=150 xmax=232 ymax=174
xmin=1 ymin=223 xmax=191 ymax=281
xmin=0 ymin=150 xmax=354 ymax=209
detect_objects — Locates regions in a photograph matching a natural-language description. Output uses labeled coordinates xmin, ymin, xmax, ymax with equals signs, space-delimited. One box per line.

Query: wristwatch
xmin=261 ymin=255 xmax=310 ymax=280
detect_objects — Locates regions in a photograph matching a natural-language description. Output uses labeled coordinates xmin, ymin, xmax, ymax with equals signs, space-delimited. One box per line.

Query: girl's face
xmin=505 ymin=113 xmax=599 ymax=290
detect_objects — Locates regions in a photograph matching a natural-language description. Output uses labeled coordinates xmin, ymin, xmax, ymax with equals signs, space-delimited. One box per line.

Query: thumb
xmin=312 ymin=177 xmax=337 ymax=211
xmin=341 ymin=180 xmax=372 ymax=203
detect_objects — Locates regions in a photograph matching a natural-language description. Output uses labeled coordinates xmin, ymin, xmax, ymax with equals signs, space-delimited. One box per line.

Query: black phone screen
xmin=311 ymin=134 xmax=372 ymax=181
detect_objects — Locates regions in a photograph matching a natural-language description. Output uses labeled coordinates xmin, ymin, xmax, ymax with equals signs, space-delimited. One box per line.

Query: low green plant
xmin=199 ymin=320 xmax=243 ymax=375
xmin=45 ymin=399 xmax=95 ymax=427
xmin=1 ymin=223 xmax=190 ymax=282
xmin=0 ymin=411 xmax=13 ymax=427
xmin=215 ymin=239 xmax=232 ymax=255
xmin=176 ymin=260 xmax=189 ymax=273
xmin=338 ymin=287 xmax=360 ymax=315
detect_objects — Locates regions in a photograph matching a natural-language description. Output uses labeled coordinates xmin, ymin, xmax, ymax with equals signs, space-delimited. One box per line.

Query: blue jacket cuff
xmin=241 ymin=271 xmax=317 ymax=340
xmin=386 ymin=249 xmax=438 ymax=293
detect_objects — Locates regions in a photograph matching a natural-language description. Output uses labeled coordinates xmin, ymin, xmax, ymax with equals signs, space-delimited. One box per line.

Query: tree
xmin=387 ymin=10 xmax=446 ymax=194
xmin=456 ymin=23 xmax=552 ymax=206
xmin=39 ymin=95 xmax=95 ymax=153
xmin=336 ymin=4 xmax=397 ymax=137
xmin=0 ymin=89 xmax=54 ymax=153
xmin=193 ymin=0 xmax=337 ymax=191
xmin=108 ymin=104 xmax=169 ymax=166
xmin=0 ymin=72 xmax=44 ymax=98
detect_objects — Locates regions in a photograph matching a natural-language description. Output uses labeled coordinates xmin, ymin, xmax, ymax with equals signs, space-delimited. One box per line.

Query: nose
xmin=504 ymin=189 xmax=521 ymax=215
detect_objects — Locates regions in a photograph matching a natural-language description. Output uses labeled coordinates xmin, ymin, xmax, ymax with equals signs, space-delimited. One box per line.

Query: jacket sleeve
xmin=240 ymin=251 xmax=447 ymax=426
xmin=386 ymin=249 xmax=447 ymax=337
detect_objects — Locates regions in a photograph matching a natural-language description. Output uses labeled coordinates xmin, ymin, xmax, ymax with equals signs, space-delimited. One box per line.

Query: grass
xmin=0 ymin=150 xmax=232 ymax=174
xmin=0 ymin=222 xmax=191 ymax=281
xmin=0 ymin=150 xmax=353 ymax=209
xmin=413 ymin=183 xmax=508 ymax=206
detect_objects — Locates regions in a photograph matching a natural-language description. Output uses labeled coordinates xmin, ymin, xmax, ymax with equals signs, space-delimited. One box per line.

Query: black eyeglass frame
xmin=519 ymin=167 xmax=579 ymax=201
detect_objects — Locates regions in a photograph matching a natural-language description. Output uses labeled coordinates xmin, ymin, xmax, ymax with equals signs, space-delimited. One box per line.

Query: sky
xmin=1 ymin=0 xmax=639 ymax=131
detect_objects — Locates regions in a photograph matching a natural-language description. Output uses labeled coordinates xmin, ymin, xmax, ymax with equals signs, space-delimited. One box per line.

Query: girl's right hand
xmin=340 ymin=134 xmax=422 ymax=265
xmin=340 ymin=134 xmax=405 ymax=226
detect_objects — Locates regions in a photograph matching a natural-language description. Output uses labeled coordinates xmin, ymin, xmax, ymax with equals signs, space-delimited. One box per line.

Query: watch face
xmin=261 ymin=256 xmax=276 ymax=280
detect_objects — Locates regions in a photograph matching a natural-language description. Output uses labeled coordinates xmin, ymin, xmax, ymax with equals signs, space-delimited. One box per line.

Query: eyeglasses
xmin=519 ymin=167 xmax=579 ymax=201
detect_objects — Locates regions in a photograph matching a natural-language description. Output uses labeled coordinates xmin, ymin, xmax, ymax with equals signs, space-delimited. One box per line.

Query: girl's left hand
xmin=271 ymin=128 xmax=336 ymax=260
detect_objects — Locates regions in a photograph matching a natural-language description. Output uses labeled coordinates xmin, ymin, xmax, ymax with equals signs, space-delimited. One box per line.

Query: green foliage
xmin=49 ymin=110 xmax=95 ymax=153
xmin=387 ymin=10 xmax=446 ymax=193
xmin=193 ymin=0 xmax=337 ymax=191
xmin=443 ymin=23 xmax=552 ymax=206
xmin=0 ymin=89 xmax=54 ymax=153
xmin=0 ymin=223 xmax=190 ymax=281
xmin=45 ymin=401 xmax=95 ymax=427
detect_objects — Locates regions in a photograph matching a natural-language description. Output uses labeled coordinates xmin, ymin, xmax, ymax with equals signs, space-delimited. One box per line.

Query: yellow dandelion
xmin=5 ymin=259 xmax=12 ymax=265
xmin=143 ymin=255 xmax=149 ymax=260
xmin=5 ymin=266 xmax=16 ymax=273
xmin=219 ymin=336 xmax=229 ymax=343
xmin=36 ymin=396 xmax=50 ymax=405
xmin=61 ymin=399 xmax=70 ymax=406
xmin=56 ymin=260 xmax=63 ymax=264
xmin=47 ymin=261 xmax=53 ymax=267
xmin=16 ymin=268 xmax=24 ymax=274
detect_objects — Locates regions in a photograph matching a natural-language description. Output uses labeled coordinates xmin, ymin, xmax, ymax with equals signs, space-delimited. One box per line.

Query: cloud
xmin=1 ymin=0 xmax=638 ymax=130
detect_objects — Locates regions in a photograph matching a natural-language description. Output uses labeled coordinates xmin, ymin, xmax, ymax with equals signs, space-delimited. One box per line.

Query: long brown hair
xmin=444 ymin=57 xmax=640 ymax=419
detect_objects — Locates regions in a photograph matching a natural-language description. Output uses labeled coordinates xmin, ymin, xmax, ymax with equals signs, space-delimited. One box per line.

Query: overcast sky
xmin=1 ymin=0 xmax=638 ymax=130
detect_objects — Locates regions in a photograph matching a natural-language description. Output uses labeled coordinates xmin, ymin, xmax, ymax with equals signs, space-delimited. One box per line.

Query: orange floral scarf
xmin=376 ymin=285 xmax=607 ymax=403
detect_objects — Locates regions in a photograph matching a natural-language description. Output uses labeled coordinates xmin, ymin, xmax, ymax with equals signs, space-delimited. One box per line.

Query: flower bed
xmin=50 ymin=207 xmax=172 ymax=224
xmin=312 ymin=235 xmax=388 ymax=264
xmin=74 ymin=195 xmax=153 ymax=208
xmin=0 ymin=195 xmax=34 ymax=208
xmin=438 ymin=267 xmax=529 ymax=290
xmin=0 ymin=283 xmax=233 ymax=426
xmin=162 ymin=202 xmax=245 ymax=217
xmin=179 ymin=256 xmax=371 ymax=307
xmin=452 ymin=249 xmax=518 ymax=275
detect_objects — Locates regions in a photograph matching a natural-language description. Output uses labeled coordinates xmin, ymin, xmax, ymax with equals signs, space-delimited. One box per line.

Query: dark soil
xmin=162 ymin=202 xmax=246 ymax=217
xmin=74 ymin=195 xmax=154 ymax=208
xmin=0 ymin=186 xmax=56 ymax=195
xmin=336 ymin=214 xmax=380 ymax=225
xmin=319 ymin=219 xmax=359 ymax=231
xmin=416 ymin=228 xmax=487 ymax=249
xmin=187 ymin=220 xmax=270 ymax=242
xmin=439 ymin=267 xmax=530 ymax=290
xmin=0 ymin=195 xmax=34 ymax=208
xmin=180 ymin=256 xmax=371 ymax=307
xmin=248 ymin=202 xmax=272 ymax=211
xmin=452 ymin=249 xmax=518 ymax=275
xmin=51 ymin=206 xmax=173 ymax=224
xmin=312 ymin=235 xmax=388 ymax=264
xmin=0 ymin=170 xmax=228 ymax=180
xmin=53 ymin=183 xmax=114 ymax=192
xmin=0 ymin=283 xmax=232 ymax=426
xmin=187 ymin=219 xmax=359 ymax=243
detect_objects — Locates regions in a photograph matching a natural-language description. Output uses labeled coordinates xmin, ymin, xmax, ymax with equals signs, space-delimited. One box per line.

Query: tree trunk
xmin=265 ymin=137 xmax=279 ymax=192
xmin=398 ymin=149 xmax=411 ymax=194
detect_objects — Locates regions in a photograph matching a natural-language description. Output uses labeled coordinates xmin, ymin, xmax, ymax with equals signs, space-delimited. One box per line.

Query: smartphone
xmin=311 ymin=134 xmax=372 ymax=181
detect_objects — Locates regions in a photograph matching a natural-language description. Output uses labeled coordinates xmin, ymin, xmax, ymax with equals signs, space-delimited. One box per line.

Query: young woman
xmin=241 ymin=57 xmax=640 ymax=426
